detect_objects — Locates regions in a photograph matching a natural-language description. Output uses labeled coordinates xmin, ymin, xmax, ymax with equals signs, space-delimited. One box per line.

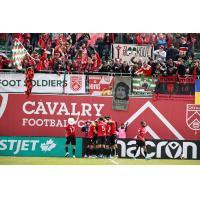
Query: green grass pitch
xmin=0 ymin=156 xmax=200 ymax=165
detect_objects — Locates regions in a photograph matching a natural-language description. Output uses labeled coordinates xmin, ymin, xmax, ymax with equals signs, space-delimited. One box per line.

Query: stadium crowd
xmin=0 ymin=33 xmax=200 ymax=76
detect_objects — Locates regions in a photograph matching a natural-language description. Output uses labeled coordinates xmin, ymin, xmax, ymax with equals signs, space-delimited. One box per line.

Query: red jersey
xmin=109 ymin=121 xmax=117 ymax=136
xmin=97 ymin=122 xmax=107 ymax=137
xmin=106 ymin=123 xmax=111 ymax=136
xmin=88 ymin=123 xmax=96 ymax=139
xmin=65 ymin=124 xmax=76 ymax=136
xmin=136 ymin=127 xmax=147 ymax=141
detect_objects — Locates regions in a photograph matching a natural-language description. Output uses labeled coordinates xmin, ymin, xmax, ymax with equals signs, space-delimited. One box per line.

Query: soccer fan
xmin=65 ymin=116 xmax=79 ymax=158
xmin=134 ymin=62 xmax=152 ymax=77
xmin=132 ymin=120 xmax=150 ymax=160
xmin=24 ymin=66 xmax=34 ymax=97
xmin=0 ymin=53 xmax=10 ymax=70
xmin=38 ymin=33 xmax=51 ymax=51
xmin=153 ymin=45 xmax=166 ymax=63
xmin=23 ymin=54 xmax=35 ymax=97
xmin=107 ymin=117 xmax=118 ymax=157
xmin=96 ymin=117 xmax=107 ymax=158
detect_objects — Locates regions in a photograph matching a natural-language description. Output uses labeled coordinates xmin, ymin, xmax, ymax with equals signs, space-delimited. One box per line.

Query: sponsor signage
xmin=117 ymin=139 xmax=200 ymax=159
xmin=0 ymin=136 xmax=82 ymax=157
xmin=0 ymin=94 xmax=199 ymax=140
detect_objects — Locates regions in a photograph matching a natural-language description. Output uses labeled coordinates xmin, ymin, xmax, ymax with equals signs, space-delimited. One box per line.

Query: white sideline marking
xmin=109 ymin=159 xmax=119 ymax=165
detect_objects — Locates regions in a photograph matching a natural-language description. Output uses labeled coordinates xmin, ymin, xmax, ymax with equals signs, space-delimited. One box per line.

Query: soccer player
xmin=82 ymin=120 xmax=91 ymax=158
xmin=104 ymin=116 xmax=112 ymax=158
xmin=132 ymin=120 xmax=150 ymax=160
xmin=96 ymin=117 xmax=107 ymax=158
xmin=65 ymin=116 xmax=79 ymax=158
xmin=92 ymin=120 xmax=98 ymax=157
xmin=108 ymin=117 xmax=118 ymax=158
xmin=82 ymin=120 xmax=96 ymax=158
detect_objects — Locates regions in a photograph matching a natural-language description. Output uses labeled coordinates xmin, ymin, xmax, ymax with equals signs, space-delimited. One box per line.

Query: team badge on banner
xmin=186 ymin=104 xmax=200 ymax=132
xmin=67 ymin=75 xmax=85 ymax=94
xmin=70 ymin=76 xmax=82 ymax=91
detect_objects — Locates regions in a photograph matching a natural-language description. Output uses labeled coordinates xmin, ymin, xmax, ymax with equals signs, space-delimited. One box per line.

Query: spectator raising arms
xmin=117 ymin=122 xmax=128 ymax=139
xmin=136 ymin=33 xmax=150 ymax=45
xmin=38 ymin=33 xmax=51 ymax=50
xmin=135 ymin=62 xmax=152 ymax=76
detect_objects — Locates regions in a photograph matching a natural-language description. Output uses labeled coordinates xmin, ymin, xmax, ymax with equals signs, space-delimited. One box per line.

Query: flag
xmin=112 ymin=76 xmax=131 ymax=111
xmin=12 ymin=39 xmax=27 ymax=70
xmin=195 ymin=80 xmax=200 ymax=105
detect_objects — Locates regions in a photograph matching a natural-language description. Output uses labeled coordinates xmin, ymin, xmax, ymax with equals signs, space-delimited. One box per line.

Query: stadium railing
xmin=0 ymin=69 xmax=199 ymax=96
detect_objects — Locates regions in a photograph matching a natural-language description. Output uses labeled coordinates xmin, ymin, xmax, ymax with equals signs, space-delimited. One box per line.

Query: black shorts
xmin=106 ymin=136 xmax=111 ymax=146
xmin=66 ymin=135 xmax=76 ymax=145
xmin=136 ymin=140 xmax=145 ymax=147
xmin=110 ymin=134 xmax=117 ymax=146
xmin=97 ymin=136 xmax=106 ymax=145
xmin=93 ymin=134 xmax=98 ymax=145
xmin=87 ymin=138 xmax=94 ymax=146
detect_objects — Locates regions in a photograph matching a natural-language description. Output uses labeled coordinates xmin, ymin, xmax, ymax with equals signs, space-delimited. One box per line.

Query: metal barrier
xmin=0 ymin=70 xmax=198 ymax=97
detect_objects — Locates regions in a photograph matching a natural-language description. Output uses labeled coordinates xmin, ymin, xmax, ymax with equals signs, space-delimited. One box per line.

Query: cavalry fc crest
xmin=186 ymin=104 xmax=200 ymax=131
xmin=70 ymin=76 xmax=82 ymax=91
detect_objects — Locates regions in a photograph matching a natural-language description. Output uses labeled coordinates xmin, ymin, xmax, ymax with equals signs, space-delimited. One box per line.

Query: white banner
xmin=0 ymin=73 xmax=85 ymax=94
xmin=0 ymin=73 xmax=25 ymax=93
xmin=65 ymin=74 xmax=86 ymax=94
xmin=32 ymin=74 xmax=65 ymax=93
xmin=112 ymin=44 xmax=153 ymax=64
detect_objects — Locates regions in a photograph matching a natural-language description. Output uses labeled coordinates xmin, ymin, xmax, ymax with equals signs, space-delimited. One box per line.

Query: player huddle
xmin=82 ymin=116 xmax=118 ymax=158
xmin=64 ymin=116 xmax=150 ymax=160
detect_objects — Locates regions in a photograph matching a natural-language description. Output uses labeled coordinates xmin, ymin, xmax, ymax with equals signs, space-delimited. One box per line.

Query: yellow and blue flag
xmin=195 ymin=80 xmax=200 ymax=104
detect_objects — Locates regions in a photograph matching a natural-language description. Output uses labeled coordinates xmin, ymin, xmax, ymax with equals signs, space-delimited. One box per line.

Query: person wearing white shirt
xmin=153 ymin=45 xmax=166 ymax=63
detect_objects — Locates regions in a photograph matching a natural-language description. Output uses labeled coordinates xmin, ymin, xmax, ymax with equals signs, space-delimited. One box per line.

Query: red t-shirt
xmin=0 ymin=59 xmax=10 ymax=69
xmin=109 ymin=121 xmax=117 ymax=136
xmin=88 ymin=124 xmax=96 ymax=139
xmin=65 ymin=124 xmax=76 ymax=136
xmin=97 ymin=122 xmax=107 ymax=137
xmin=136 ymin=127 xmax=147 ymax=141
xmin=106 ymin=123 xmax=111 ymax=136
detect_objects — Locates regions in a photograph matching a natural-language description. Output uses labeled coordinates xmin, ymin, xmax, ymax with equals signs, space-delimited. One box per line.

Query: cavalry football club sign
xmin=186 ymin=104 xmax=200 ymax=132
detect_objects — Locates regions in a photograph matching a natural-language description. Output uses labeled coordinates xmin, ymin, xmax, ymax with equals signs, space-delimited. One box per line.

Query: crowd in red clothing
xmin=0 ymin=33 xmax=200 ymax=77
